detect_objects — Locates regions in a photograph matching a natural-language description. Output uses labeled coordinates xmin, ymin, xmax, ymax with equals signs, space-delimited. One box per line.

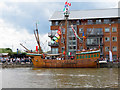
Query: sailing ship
xmin=26 ymin=2 xmax=100 ymax=68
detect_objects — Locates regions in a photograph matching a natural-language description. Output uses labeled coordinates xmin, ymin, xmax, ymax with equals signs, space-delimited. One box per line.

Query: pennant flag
xmin=53 ymin=37 xmax=58 ymax=41
xmin=57 ymin=29 xmax=61 ymax=35
xmin=65 ymin=2 xmax=67 ymax=5
xmin=82 ymin=31 xmax=86 ymax=39
xmin=68 ymin=3 xmax=71 ymax=6
xmin=63 ymin=2 xmax=71 ymax=13
xmin=36 ymin=46 xmax=38 ymax=52
xmin=71 ymin=25 xmax=81 ymax=40
xmin=55 ymin=34 xmax=60 ymax=39
xmin=55 ymin=39 xmax=58 ymax=42
xmin=63 ymin=8 xmax=66 ymax=12
xmin=65 ymin=2 xmax=71 ymax=6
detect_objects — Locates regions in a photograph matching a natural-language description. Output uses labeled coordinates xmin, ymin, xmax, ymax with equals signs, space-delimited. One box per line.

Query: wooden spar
xmin=34 ymin=23 xmax=42 ymax=54
xmin=20 ymin=43 xmax=31 ymax=52
xmin=36 ymin=29 xmax=42 ymax=54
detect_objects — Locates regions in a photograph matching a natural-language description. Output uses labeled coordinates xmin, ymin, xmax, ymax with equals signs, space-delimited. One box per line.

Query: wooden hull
xmin=32 ymin=58 xmax=98 ymax=68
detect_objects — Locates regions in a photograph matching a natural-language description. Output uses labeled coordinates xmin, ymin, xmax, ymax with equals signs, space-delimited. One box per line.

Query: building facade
xmin=48 ymin=8 xmax=120 ymax=60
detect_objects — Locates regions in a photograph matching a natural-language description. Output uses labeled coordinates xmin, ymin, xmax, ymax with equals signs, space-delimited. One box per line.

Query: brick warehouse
xmin=48 ymin=8 xmax=120 ymax=60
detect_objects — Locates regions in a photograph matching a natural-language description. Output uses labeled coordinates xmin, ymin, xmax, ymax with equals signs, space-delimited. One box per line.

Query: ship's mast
xmin=34 ymin=23 xmax=42 ymax=54
xmin=64 ymin=5 xmax=69 ymax=59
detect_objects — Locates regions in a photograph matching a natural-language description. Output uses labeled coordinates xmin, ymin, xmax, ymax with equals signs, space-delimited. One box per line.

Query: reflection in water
xmin=2 ymin=68 xmax=118 ymax=88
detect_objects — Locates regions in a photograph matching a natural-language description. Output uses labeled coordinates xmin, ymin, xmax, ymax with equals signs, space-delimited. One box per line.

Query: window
xmin=97 ymin=54 xmax=99 ymax=57
xmin=91 ymin=55 xmax=93 ymax=58
xmin=96 ymin=20 xmax=101 ymax=24
xmin=112 ymin=27 xmax=117 ymax=32
xmin=80 ymin=56 xmax=82 ymax=59
xmin=94 ymin=54 xmax=96 ymax=57
xmin=112 ymin=37 xmax=117 ymax=41
xmin=83 ymin=55 xmax=84 ymax=59
xmin=77 ymin=20 xmax=80 ymax=25
xmin=73 ymin=46 xmax=76 ymax=49
xmin=105 ymin=47 xmax=109 ymax=52
xmin=118 ymin=19 xmax=120 ymax=23
xmin=104 ymin=19 xmax=110 ymax=24
xmin=105 ymin=28 xmax=110 ymax=32
xmin=55 ymin=21 xmax=58 ymax=25
xmin=113 ymin=55 xmax=117 ymax=60
xmin=87 ymin=20 xmax=93 ymax=24
xmin=77 ymin=56 xmax=79 ymax=59
xmin=51 ymin=48 xmax=58 ymax=54
xmin=105 ymin=37 xmax=110 ymax=42
xmin=112 ymin=47 xmax=117 ymax=51
xmin=88 ymin=55 xmax=90 ymax=58
xmin=79 ymin=28 xmax=83 ymax=33
xmin=61 ymin=47 xmax=65 ymax=52
xmin=51 ymin=30 xmax=57 ymax=36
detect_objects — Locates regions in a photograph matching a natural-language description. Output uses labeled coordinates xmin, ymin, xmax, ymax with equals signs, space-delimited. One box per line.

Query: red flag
xmin=57 ymin=28 xmax=61 ymax=35
xmin=65 ymin=2 xmax=67 ymax=5
xmin=68 ymin=3 xmax=71 ymax=6
xmin=63 ymin=51 xmax=65 ymax=55
xmin=36 ymin=46 xmax=38 ymax=52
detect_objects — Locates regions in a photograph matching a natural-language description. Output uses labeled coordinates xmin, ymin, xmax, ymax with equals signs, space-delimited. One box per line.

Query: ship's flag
xmin=63 ymin=51 xmax=65 ymax=55
xmin=65 ymin=2 xmax=71 ymax=6
xmin=68 ymin=52 xmax=72 ymax=56
xmin=36 ymin=46 xmax=38 ymax=52
xmin=63 ymin=2 xmax=71 ymax=12
xmin=57 ymin=28 xmax=61 ymax=35
xmin=109 ymin=51 xmax=113 ymax=62
xmin=82 ymin=31 xmax=86 ymax=39
xmin=53 ymin=37 xmax=58 ymax=41
xmin=55 ymin=33 xmax=60 ymax=39
xmin=55 ymin=39 xmax=58 ymax=42
xmin=71 ymin=25 xmax=81 ymax=40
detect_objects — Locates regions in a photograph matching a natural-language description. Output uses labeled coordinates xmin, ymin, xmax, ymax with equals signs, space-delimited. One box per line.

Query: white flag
xmin=109 ymin=51 xmax=112 ymax=62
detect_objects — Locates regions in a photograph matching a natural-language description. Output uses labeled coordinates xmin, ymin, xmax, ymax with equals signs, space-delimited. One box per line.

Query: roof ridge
xmin=55 ymin=8 xmax=120 ymax=12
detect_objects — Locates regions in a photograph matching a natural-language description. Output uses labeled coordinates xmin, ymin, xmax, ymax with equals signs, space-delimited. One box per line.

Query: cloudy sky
xmin=0 ymin=0 xmax=119 ymax=52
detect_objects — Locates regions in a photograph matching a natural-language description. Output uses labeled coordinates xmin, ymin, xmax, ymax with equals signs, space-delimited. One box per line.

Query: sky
xmin=0 ymin=0 xmax=119 ymax=52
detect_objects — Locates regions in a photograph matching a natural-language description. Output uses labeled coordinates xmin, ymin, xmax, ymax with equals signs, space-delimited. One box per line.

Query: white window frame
xmin=112 ymin=27 xmax=117 ymax=32
xmin=105 ymin=27 xmax=110 ymax=32
xmin=112 ymin=46 xmax=117 ymax=51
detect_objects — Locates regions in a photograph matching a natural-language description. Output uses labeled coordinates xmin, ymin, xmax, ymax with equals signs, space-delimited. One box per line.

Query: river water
xmin=1 ymin=68 xmax=118 ymax=88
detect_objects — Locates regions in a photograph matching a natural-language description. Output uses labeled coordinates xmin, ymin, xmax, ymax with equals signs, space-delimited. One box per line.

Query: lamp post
xmin=109 ymin=24 xmax=111 ymax=52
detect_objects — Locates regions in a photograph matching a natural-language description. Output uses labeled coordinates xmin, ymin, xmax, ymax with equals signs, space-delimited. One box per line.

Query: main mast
xmin=63 ymin=1 xmax=71 ymax=59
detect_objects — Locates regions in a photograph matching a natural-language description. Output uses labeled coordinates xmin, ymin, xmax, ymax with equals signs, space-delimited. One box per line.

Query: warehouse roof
xmin=49 ymin=8 xmax=120 ymax=20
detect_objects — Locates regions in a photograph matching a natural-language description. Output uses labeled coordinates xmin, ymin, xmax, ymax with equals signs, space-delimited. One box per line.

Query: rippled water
xmin=2 ymin=68 xmax=118 ymax=88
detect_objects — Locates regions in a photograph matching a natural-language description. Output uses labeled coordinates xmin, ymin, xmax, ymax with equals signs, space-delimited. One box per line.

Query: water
xmin=1 ymin=68 xmax=118 ymax=88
